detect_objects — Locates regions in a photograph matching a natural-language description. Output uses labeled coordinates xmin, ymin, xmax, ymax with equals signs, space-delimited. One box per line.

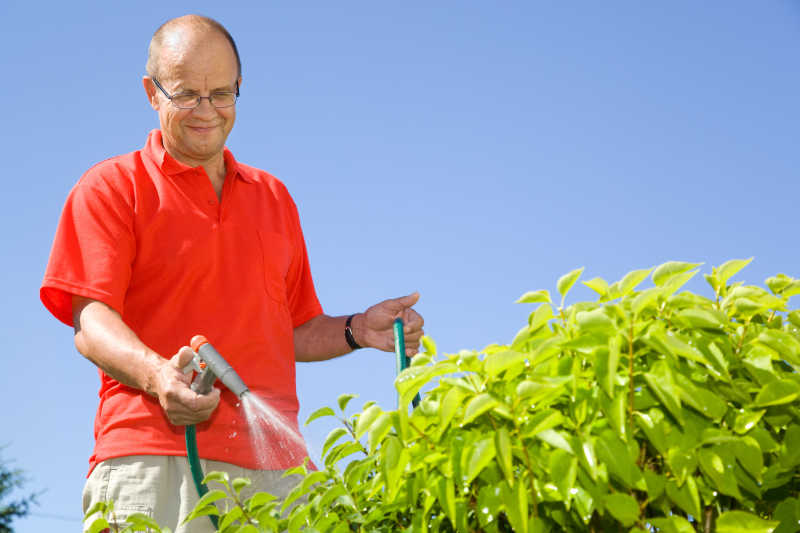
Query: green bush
xmin=88 ymin=260 xmax=800 ymax=532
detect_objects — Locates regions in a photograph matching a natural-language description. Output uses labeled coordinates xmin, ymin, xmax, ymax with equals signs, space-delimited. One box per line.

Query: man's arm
xmin=294 ymin=292 xmax=424 ymax=362
xmin=72 ymin=296 xmax=220 ymax=425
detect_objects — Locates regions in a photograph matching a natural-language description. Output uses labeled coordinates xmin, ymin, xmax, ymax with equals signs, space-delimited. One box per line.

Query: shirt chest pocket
xmin=257 ymin=230 xmax=291 ymax=306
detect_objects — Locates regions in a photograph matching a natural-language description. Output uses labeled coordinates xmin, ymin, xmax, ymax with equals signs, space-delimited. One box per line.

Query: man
xmin=40 ymin=14 xmax=423 ymax=532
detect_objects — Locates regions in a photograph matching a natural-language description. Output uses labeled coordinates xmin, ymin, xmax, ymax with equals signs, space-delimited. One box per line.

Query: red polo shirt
xmin=41 ymin=130 xmax=323 ymax=474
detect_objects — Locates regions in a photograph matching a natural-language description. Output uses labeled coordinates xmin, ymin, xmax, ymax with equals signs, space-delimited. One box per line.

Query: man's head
xmin=142 ymin=15 xmax=242 ymax=169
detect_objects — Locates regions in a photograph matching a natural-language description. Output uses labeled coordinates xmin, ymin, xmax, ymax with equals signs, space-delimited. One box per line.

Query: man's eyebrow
xmin=171 ymin=84 xmax=235 ymax=94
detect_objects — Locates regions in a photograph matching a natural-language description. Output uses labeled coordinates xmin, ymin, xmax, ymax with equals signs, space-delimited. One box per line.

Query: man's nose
xmin=192 ymin=97 xmax=217 ymax=115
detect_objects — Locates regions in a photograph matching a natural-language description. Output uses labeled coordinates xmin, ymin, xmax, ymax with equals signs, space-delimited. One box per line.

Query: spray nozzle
xmin=189 ymin=335 xmax=250 ymax=399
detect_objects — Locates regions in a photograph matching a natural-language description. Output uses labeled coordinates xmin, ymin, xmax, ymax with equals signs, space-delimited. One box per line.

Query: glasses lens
xmin=211 ymin=93 xmax=237 ymax=108
xmin=172 ymin=94 xmax=200 ymax=109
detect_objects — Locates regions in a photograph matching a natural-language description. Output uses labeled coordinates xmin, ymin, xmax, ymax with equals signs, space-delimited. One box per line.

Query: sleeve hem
xmin=40 ymin=278 xmax=122 ymax=327
xmin=291 ymin=305 xmax=324 ymax=329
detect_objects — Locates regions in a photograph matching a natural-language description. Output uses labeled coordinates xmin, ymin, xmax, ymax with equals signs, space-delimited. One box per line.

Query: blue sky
xmin=1 ymin=2 xmax=799 ymax=530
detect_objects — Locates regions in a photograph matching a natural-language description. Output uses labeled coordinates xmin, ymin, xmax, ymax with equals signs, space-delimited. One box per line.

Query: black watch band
xmin=345 ymin=314 xmax=362 ymax=350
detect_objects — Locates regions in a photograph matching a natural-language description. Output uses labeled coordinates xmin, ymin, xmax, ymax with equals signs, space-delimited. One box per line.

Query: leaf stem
xmin=628 ymin=323 xmax=635 ymax=432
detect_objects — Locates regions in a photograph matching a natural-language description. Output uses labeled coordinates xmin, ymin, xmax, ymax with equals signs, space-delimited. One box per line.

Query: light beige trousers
xmin=82 ymin=455 xmax=302 ymax=533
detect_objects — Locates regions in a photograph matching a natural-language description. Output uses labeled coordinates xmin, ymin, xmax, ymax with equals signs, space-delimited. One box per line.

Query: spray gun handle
xmin=191 ymin=367 xmax=217 ymax=395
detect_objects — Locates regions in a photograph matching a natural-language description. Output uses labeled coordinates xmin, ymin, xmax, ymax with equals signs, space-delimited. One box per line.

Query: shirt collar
xmin=143 ymin=129 xmax=253 ymax=183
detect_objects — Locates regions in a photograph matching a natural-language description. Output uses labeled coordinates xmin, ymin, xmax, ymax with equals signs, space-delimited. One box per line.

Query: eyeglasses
xmin=151 ymin=78 xmax=240 ymax=109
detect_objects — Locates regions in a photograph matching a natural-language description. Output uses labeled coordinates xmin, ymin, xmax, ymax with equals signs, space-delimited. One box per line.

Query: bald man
xmin=41 ymin=15 xmax=423 ymax=532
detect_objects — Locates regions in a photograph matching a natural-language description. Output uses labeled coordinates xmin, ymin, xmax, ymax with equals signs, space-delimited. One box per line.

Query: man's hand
xmin=352 ymin=292 xmax=424 ymax=355
xmin=153 ymin=346 xmax=221 ymax=426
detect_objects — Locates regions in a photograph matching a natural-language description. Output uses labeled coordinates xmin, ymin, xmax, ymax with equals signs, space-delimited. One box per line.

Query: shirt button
xmin=208 ymin=200 xmax=215 ymax=206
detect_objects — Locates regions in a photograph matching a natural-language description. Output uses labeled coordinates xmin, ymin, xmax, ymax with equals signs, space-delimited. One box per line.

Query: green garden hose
xmin=185 ymin=425 xmax=219 ymax=529
xmin=394 ymin=317 xmax=421 ymax=409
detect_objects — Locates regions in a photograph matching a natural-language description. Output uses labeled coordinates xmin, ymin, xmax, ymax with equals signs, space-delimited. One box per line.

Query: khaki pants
xmin=82 ymin=455 xmax=302 ymax=533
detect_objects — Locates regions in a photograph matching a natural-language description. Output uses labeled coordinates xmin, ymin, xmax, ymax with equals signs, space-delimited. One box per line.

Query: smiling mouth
xmin=187 ymin=125 xmax=218 ymax=133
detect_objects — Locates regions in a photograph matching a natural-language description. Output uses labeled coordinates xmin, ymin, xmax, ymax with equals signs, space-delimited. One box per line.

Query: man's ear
xmin=142 ymin=76 xmax=159 ymax=110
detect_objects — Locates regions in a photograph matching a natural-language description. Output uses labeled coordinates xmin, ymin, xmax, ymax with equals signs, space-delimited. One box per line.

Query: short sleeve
xmin=283 ymin=194 xmax=323 ymax=327
xmin=40 ymin=164 xmax=136 ymax=326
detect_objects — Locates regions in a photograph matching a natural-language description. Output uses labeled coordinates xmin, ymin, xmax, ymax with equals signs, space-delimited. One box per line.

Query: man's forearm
xmin=72 ymin=296 xmax=164 ymax=396
xmin=293 ymin=314 xmax=364 ymax=362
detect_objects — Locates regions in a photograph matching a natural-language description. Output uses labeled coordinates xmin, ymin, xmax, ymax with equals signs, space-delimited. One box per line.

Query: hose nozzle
xmin=189 ymin=335 xmax=250 ymax=399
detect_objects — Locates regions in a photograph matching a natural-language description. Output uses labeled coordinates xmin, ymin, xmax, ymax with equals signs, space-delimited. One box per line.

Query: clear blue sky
xmin=1 ymin=2 xmax=798 ymax=530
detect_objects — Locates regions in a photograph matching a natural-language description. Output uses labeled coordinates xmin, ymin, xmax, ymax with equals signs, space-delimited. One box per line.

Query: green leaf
xmin=462 ymin=393 xmax=500 ymax=425
xmin=495 ymin=427 xmax=514 ymax=485
xmin=583 ymin=277 xmax=609 ymax=296
xmin=529 ymin=303 xmax=555 ymax=331
xmin=632 ymin=287 xmax=663 ymax=315
xmin=652 ymin=261 xmax=702 ymax=287
xmin=557 ymin=267 xmax=584 ymax=302
xmin=83 ymin=501 xmax=108 ymax=522
xmin=501 ymin=479 xmax=529 ymax=533
xmin=549 ymin=449 xmax=578 ymax=504
xmin=665 ymin=477 xmax=701 ymax=519
xmin=368 ymin=412 xmax=393 ymax=454
xmin=439 ymin=387 xmax=467 ymax=432
xmin=465 ymin=437 xmax=497 ymax=483
xmin=484 ymin=350 xmax=527 ymax=378
xmin=421 ymin=335 xmax=437 ymax=356
xmin=603 ymin=492 xmax=639 ymax=527
xmin=783 ymin=280 xmax=800 ymax=298
xmin=698 ymin=447 xmax=742 ymax=499
xmin=676 ymin=308 xmax=726 ymax=330
xmin=716 ymin=510 xmax=779 ymax=533
xmin=354 ymin=405 xmax=383 ymax=440
xmin=650 ymin=515 xmax=696 ymax=533
xmin=753 ymin=379 xmax=800 ymax=407
xmin=337 ymin=393 xmax=357 ymax=413
xmin=219 ymin=505 xmax=243 ymax=531
xmin=756 ymin=329 xmax=800 ymax=366
xmin=644 ymin=360 xmax=684 ymax=426
xmin=716 ymin=258 xmax=753 ymax=287
xmin=87 ymin=518 xmax=112 ymax=533
xmin=536 ymin=429 xmax=573 ymax=453
xmin=516 ymin=289 xmax=552 ymax=304
xmin=576 ymin=307 xmax=615 ymax=333
xmin=733 ymin=436 xmax=764 ymax=482
xmin=662 ymin=269 xmax=699 ymax=296
xmin=305 ymin=406 xmax=336 ymax=426
xmin=766 ymin=274 xmax=794 ymax=294
xmin=523 ymin=409 xmax=564 ymax=437
xmin=734 ymin=409 xmax=765 ymax=434
xmin=596 ymin=336 xmax=621 ymax=397
xmin=675 ymin=374 xmax=728 ymax=421
xmin=595 ymin=430 xmax=644 ymax=490
xmin=232 ymin=477 xmax=251 ymax=495
xmin=618 ymin=267 xmax=653 ymax=297
xmin=435 ymin=475 xmax=457 ymax=526
xmin=322 ymin=427 xmax=348 ymax=459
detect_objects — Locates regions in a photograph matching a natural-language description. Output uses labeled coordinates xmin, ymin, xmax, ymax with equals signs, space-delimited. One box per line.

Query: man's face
xmin=145 ymin=31 xmax=240 ymax=167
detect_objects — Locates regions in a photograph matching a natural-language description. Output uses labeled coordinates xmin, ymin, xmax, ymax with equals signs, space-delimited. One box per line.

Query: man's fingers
xmin=402 ymin=308 xmax=424 ymax=331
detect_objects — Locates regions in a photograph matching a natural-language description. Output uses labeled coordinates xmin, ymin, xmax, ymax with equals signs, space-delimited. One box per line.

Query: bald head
xmin=146 ymin=15 xmax=241 ymax=80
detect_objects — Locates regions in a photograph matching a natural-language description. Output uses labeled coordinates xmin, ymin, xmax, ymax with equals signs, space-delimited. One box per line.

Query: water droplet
xmin=229 ymin=431 xmax=238 ymax=439
xmin=481 ymin=507 xmax=489 ymax=515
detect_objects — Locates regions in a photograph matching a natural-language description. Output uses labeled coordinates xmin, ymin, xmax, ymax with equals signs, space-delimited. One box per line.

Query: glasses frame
xmin=151 ymin=77 xmax=240 ymax=109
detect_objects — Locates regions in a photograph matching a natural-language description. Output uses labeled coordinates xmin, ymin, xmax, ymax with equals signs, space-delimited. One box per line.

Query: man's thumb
xmin=172 ymin=345 xmax=196 ymax=370
xmin=391 ymin=292 xmax=420 ymax=312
